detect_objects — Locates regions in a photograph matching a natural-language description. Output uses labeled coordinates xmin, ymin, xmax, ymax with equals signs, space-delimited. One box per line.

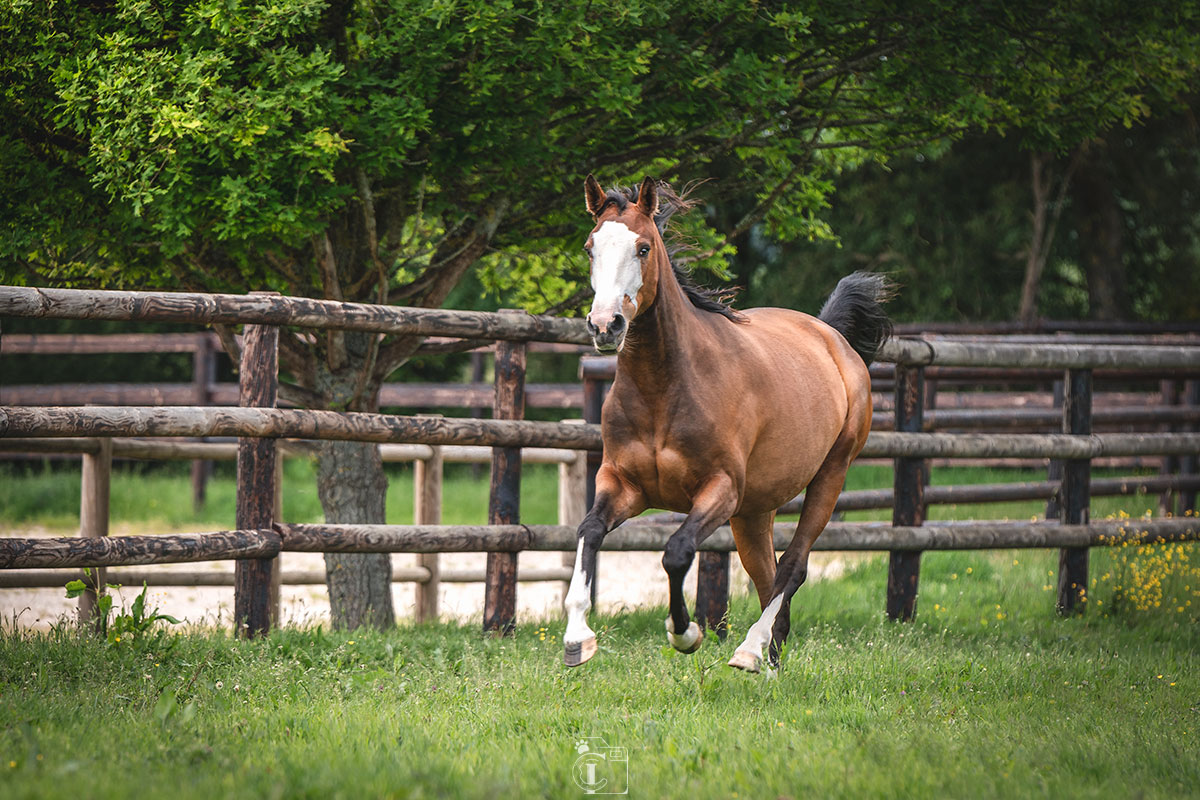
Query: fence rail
xmin=4 ymin=518 xmax=1197 ymax=570
xmin=4 ymin=406 xmax=1198 ymax=459
xmin=0 ymin=286 xmax=591 ymax=343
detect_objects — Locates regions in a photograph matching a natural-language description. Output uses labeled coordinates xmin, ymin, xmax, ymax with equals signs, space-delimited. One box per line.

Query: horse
xmin=563 ymin=175 xmax=893 ymax=673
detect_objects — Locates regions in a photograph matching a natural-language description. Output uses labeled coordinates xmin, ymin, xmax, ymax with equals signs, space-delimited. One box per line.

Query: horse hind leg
xmin=729 ymin=440 xmax=855 ymax=674
xmin=730 ymin=512 xmax=777 ymax=610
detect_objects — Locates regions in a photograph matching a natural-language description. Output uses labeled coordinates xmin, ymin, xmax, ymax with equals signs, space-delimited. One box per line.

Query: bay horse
xmin=563 ymin=175 xmax=892 ymax=673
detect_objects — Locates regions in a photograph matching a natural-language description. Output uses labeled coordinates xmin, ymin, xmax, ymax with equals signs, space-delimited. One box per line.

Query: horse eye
xmin=584 ymin=246 xmax=593 ymax=259
xmin=637 ymin=245 xmax=650 ymax=257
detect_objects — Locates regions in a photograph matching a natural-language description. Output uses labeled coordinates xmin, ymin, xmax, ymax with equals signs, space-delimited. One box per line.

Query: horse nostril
xmin=610 ymin=313 xmax=626 ymax=333
xmin=586 ymin=318 xmax=599 ymax=337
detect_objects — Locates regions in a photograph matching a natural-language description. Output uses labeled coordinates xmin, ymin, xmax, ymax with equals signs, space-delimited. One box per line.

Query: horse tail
xmin=818 ymin=271 xmax=895 ymax=365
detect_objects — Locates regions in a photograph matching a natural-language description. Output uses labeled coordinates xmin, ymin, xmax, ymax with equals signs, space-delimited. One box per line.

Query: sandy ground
xmin=2 ymin=524 xmax=858 ymax=631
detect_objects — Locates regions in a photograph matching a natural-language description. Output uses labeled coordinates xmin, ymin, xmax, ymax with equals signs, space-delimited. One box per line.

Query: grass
xmin=1 ymin=549 xmax=1198 ymax=799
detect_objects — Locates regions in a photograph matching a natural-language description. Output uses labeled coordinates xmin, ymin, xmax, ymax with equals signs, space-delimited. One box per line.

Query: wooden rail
xmin=4 ymin=519 xmax=1197 ymax=569
xmin=5 ymin=407 xmax=1199 ymax=459
xmin=0 ymin=286 xmax=592 ymax=343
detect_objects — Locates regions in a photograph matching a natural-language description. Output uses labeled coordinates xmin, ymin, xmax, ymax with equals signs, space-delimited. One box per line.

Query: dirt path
xmin=2 ymin=524 xmax=859 ymax=631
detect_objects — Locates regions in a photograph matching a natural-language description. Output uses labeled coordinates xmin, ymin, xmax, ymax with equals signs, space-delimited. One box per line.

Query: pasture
xmin=2 ymin=551 xmax=1198 ymax=799
xmin=2 ymin=465 xmax=1199 ymax=799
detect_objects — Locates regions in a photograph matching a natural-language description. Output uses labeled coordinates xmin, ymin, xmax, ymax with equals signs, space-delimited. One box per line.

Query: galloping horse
xmin=563 ymin=176 xmax=892 ymax=673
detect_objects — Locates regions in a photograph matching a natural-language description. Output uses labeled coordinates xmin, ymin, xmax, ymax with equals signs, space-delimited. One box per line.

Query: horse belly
xmin=738 ymin=397 xmax=847 ymax=514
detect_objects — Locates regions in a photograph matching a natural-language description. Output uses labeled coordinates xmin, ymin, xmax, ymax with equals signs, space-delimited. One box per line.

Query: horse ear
xmin=584 ymin=174 xmax=606 ymax=217
xmin=636 ymin=176 xmax=659 ymax=218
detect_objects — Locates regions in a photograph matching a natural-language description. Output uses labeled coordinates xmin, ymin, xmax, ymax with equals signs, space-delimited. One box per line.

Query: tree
xmin=3 ymin=1 xmax=1197 ymax=627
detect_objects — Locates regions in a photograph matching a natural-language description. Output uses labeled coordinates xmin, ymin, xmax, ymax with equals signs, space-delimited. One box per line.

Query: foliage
xmin=63 ymin=577 xmax=180 ymax=645
xmin=733 ymin=101 xmax=1200 ymax=322
xmin=3 ymin=2 xmax=1198 ymax=322
xmin=2 ymin=553 xmax=1198 ymax=798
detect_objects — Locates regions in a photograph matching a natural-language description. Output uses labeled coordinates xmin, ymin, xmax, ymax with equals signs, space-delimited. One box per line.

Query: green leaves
xmin=2 ymin=0 xmax=1197 ymax=320
xmin=62 ymin=579 xmax=180 ymax=645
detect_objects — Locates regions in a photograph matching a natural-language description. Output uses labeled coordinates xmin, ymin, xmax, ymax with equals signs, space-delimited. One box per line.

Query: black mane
xmin=600 ymin=183 xmax=744 ymax=322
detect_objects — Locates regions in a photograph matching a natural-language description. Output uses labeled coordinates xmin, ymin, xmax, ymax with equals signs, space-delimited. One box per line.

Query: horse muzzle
xmin=586 ymin=312 xmax=627 ymax=354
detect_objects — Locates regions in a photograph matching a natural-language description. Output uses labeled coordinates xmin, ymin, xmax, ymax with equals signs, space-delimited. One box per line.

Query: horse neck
xmin=618 ymin=255 xmax=704 ymax=384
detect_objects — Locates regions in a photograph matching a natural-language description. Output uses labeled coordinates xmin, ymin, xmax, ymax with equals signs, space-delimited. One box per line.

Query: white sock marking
xmin=564 ymin=539 xmax=594 ymax=644
xmin=734 ymin=594 xmax=783 ymax=659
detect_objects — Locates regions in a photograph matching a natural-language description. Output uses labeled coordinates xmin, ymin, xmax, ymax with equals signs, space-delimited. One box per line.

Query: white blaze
xmin=588 ymin=220 xmax=642 ymax=323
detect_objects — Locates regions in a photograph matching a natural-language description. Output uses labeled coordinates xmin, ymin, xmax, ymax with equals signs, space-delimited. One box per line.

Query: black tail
xmin=818 ymin=272 xmax=895 ymax=365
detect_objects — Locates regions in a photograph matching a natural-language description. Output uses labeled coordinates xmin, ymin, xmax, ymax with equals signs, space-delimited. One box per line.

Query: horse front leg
xmin=564 ymin=470 xmax=644 ymax=667
xmin=663 ymin=475 xmax=737 ymax=654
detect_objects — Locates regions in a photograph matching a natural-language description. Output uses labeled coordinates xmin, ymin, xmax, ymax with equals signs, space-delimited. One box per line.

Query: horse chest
xmin=608 ymin=417 xmax=729 ymax=511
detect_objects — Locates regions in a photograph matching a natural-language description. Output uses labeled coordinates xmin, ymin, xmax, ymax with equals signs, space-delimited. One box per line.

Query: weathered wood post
xmin=233 ymin=317 xmax=279 ymax=638
xmin=271 ymin=452 xmax=284 ymax=625
xmin=1179 ymin=380 xmax=1199 ymax=515
xmin=559 ymin=421 xmax=588 ymax=610
xmin=1159 ymin=379 xmax=1180 ymax=515
xmin=190 ymin=333 xmax=217 ymax=513
xmin=580 ymin=356 xmax=610 ymax=605
xmin=888 ymin=363 xmax=925 ymax=621
xmin=469 ymin=350 xmax=488 ymax=481
xmin=1045 ymin=379 xmax=1065 ymax=520
xmin=414 ymin=423 xmax=443 ymax=623
xmin=483 ymin=313 xmax=525 ymax=635
xmin=694 ymin=550 xmax=730 ymax=640
xmin=1057 ymin=367 xmax=1092 ymax=615
xmin=78 ymin=437 xmax=113 ymax=630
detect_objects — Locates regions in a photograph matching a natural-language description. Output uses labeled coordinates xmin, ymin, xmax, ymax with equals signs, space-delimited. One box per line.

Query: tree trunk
xmin=312 ymin=325 xmax=395 ymax=630
xmin=1073 ymin=143 xmax=1129 ymax=320
xmin=317 ymin=438 xmax=393 ymax=629
xmin=1018 ymin=151 xmax=1079 ymax=325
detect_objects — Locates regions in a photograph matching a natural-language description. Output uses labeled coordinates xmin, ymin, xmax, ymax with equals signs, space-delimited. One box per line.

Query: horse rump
xmin=817 ymin=271 xmax=895 ymax=365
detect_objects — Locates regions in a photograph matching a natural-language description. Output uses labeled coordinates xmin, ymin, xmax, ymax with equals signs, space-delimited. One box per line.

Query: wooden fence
xmin=3 ymin=285 xmax=1200 ymax=636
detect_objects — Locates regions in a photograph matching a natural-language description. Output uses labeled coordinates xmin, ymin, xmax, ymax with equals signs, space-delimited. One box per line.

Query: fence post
xmin=1045 ymin=379 xmax=1065 ymax=520
xmin=559 ymin=421 xmax=588 ymax=611
xmin=78 ymin=437 xmax=113 ymax=631
xmin=1159 ymin=379 xmax=1179 ymax=515
xmin=415 ymin=425 xmax=444 ymax=623
xmin=271 ymin=452 xmax=284 ymax=625
xmin=888 ymin=363 xmax=925 ymax=621
xmin=580 ymin=357 xmax=609 ymax=605
xmin=483 ymin=313 xmax=525 ymax=635
xmin=233 ymin=318 xmax=278 ymax=638
xmin=1179 ymin=380 xmax=1199 ymax=515
xmin=1057 ymin=367 xmax=1092 ymax=616
xmin=190 ymin=333 xmax=217 ymax=513
xmin=694 ymin=550 xmax=730 ymax=639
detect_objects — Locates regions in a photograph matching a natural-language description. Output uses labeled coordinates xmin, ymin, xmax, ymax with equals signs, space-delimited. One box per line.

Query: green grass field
xmin=1 ymin=550 xmax=1198 ymax=799
xmin=1 ymin=464 xmax=1198 ymax=798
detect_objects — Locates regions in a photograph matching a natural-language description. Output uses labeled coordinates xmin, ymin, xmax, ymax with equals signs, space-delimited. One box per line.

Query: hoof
xmin=563 ymin=637 xmax=597 ymax=667
xmin=727 ymin=649 xmax=762 ymax=673
xmin=665 ymin=620 xmax=704 ymax=654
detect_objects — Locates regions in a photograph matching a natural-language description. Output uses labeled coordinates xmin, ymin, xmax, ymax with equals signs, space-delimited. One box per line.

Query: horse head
xmin=582 ymin=175 xmax=665 ymax=354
